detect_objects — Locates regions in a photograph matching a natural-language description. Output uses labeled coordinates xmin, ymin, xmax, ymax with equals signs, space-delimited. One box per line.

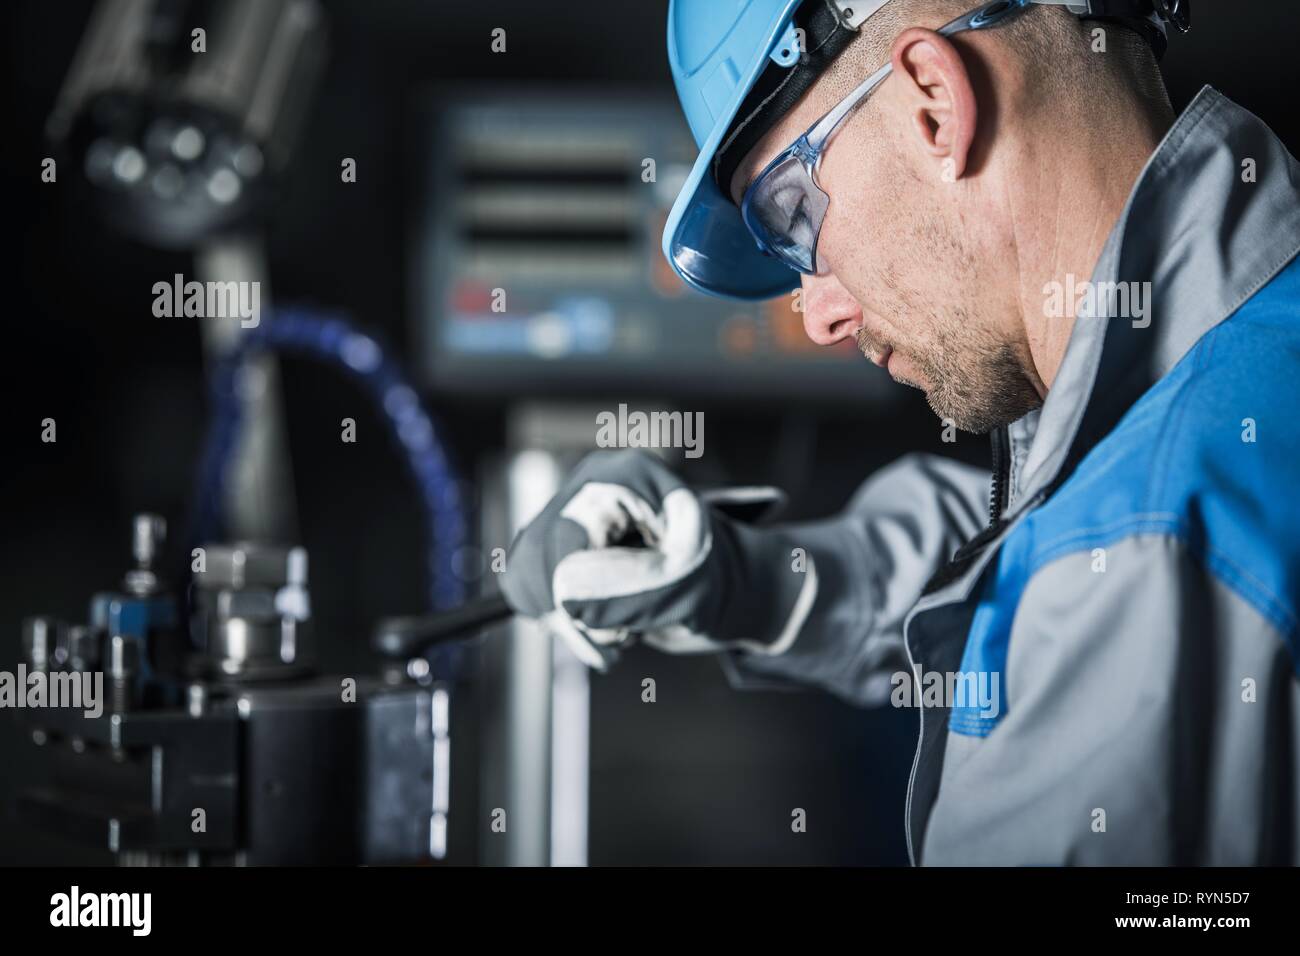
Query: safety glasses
xmin=739 ymin=0 xmax=1040 ymax=276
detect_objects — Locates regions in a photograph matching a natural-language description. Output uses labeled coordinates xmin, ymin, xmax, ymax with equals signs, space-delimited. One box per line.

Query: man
xmin=501 ymin=0 xmax=1300 ymax=863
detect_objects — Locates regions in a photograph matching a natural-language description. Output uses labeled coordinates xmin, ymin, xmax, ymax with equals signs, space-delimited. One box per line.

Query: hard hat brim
xmin=661 ymin=1 xmax=804 ymax=302
xmin=663 ymin=149 xmax=801 ymax=301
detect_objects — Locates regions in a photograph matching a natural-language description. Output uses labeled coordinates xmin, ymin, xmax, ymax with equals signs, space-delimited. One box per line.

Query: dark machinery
xmin=14 ymin=515 xmax=446 ymax=865
xmin=46 ymin=0 xmax=326 ymax=249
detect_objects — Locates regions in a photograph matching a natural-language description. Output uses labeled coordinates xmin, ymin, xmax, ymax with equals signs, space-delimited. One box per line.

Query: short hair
xmin=814 ymin=0 xmax=1172 ymax=123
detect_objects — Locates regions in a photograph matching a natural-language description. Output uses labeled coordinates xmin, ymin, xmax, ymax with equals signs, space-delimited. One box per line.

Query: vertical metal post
xmin=196 ymin=236 xmax=298 ymax=543
xmin=479 ymin=405 xmax=595 ymax=866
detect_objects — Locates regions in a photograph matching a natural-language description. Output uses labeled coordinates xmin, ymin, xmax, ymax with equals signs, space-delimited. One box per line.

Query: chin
xmin=886 ymin=353 xmax=926 ymax=392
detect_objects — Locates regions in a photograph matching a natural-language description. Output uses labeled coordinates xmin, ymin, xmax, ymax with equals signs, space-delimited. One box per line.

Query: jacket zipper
xmin=906 ymin=423 xmax=1015 ymax=863
xmin=989 ymin=424 xmax=1011 ymax=524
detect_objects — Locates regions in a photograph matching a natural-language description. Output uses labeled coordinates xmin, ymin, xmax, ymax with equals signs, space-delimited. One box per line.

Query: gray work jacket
xmin=722 ymin=87 xmax=1300 ymax=864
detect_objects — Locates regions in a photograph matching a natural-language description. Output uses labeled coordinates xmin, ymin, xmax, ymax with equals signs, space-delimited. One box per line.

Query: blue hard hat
xmin=662 ymin=0 xmax=1185 ymax=300
xmin=662 ymin=0 xmax=809 ymax=301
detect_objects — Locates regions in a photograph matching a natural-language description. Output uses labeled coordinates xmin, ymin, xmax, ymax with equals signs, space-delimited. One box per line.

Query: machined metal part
xmin=21 ymin=617 xmax=61 ymax=672
xmin=132 ymin=513 xmax=166 ymax=567
xmin=46 ymin=0 xmax=328 ymax=248
xmin=196 ymin=237 xmax=299 ymax=545
xmin=107 ymin=634 xmax=141 ymax=713
xmin=233 ymin=678 xmax=439 ymax=864
xmin=15 ymin=521 xmax=443 ymax=865
xmin=198 ymin=541 xmax=307 ymax=589
xmin=15 ymin=702 xmax=240 ymax=857
xmin=193 ymin=542 xmax=312 ymax=679
xmin=14 ymin=675 xmax=436 ymax=864
xmin=125 ymin=512 xmax=167 ymax=596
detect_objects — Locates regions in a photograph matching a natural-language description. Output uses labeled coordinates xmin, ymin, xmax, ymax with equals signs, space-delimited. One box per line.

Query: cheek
xmin=817 ymin=153 xmax=901 ymax=287
xmin=819 ymin=192 xmax=876 ymax=288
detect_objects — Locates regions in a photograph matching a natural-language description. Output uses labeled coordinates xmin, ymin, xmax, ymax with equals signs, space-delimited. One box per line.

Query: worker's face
xmin=730 ymin=30 xmax=1041 ymax=434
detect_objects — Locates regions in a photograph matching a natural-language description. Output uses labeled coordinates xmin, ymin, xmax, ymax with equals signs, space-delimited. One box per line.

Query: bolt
xmin=187 ymin=682 xmax=207 ymax=718
xmin=133 ymin=514 xmax=167 ymax=569
xmin=21 ymin=617 xmax=58 ymax=671
xmin=107 ymin=635 xmax=140 ymax=712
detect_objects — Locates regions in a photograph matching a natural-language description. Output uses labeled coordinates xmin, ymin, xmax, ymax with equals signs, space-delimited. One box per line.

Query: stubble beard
xmin=858 ymin=307 xmax=1042 ymax=435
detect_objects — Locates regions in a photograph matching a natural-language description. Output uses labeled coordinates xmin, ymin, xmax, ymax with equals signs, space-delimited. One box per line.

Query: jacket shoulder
xmin=1020 ymin=254 xmax=1300 ymax=640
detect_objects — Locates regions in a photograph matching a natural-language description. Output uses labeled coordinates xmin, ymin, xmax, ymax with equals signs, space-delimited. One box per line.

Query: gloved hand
xmin=499 ymin=449 xmax=818 ymax=670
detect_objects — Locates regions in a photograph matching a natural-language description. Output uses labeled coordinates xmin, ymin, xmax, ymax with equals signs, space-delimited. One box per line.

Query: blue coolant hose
xmin=191 ymin=307 xmax=468 ymax=621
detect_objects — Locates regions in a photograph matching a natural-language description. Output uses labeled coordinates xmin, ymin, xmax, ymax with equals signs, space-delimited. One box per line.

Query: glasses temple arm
xmin=805 ymin=0 xmax=1032 ymax=150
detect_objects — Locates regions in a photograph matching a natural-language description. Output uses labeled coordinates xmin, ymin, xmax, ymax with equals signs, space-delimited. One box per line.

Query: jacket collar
xmin=1012 ymin=86 xmax=1300 ymax=510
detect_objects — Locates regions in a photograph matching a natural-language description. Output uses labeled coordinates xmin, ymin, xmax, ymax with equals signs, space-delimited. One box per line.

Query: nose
xmin=800 ymin=272 xmax=862 ymax=346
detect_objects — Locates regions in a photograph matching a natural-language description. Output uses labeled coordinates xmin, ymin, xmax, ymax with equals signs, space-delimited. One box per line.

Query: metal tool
xmin=370 ymin=485 xmax=790 ymax=661
xmin=373 ymin=592 xmax=513 ymax=659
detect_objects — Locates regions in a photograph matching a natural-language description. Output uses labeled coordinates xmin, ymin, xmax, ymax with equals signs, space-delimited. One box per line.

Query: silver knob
xmin=132 ymin=514 xmax=167 ymax=569
xmin=21 ymin=617 xmax=59 ymax=671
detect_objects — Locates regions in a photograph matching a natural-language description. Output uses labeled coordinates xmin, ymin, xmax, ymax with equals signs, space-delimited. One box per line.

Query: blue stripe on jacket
xmin=950 ymin=253 xmax=1300 ymax=738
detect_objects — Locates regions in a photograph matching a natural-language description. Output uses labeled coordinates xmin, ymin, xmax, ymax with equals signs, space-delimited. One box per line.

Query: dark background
xmin=2 ymin=0 xmax=1298 ymax=865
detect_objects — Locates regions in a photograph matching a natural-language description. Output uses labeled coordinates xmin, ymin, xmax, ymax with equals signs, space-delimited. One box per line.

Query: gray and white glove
xmin=499 ymin=449 xmax=818 ymax=670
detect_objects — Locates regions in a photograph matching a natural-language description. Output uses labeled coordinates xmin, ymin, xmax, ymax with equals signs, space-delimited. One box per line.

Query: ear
xmin=889 ymin=27 xmax=978 ymax=181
